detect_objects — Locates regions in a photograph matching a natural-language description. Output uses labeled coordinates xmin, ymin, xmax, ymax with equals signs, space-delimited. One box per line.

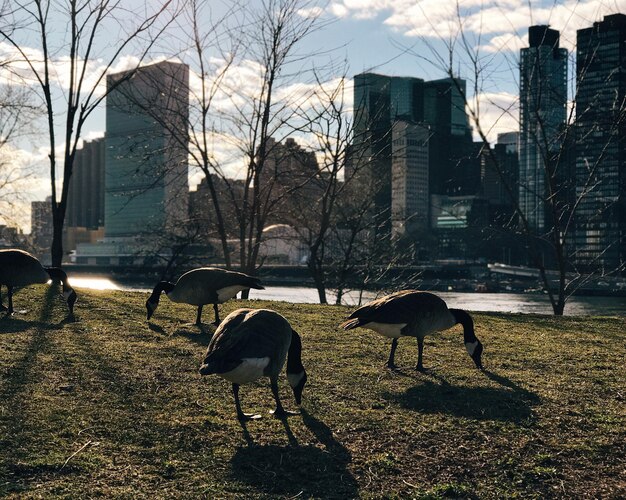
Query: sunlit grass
xmin=0 ymin=286 xmax=624 ymax=498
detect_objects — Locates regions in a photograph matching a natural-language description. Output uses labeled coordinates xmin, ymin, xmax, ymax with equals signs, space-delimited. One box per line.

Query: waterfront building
xmin=575 ymin=14 xmax=626 ymax=271
xmin=391 ymin=120 xmax=430 ymax=239
xmin=423 ymin=78 xmax=475 ymax=196
xmin=351 ymin=73 xmax=425 ymax=239
xmin=105 ymin=60 xmax=189 ymax=238
xmin=518 ymin=25 xmax=568 ymax=231
xmin=64 ymin=137 xmax=106 ymax=253
xmin=30 ymin=197 xmax=53 ymax=256
xmin=352 ymin=73 xmax=477 ymax=248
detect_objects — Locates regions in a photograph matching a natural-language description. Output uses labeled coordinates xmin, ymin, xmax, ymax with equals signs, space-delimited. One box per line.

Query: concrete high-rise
xmin=352 ymin=73 xmax=425 ymax=238
xmin=352 ymin=73 xmax=476 ymax=244
xmin=519 ymin=25 xmax=567 ymax=231
xmin=391 ymin=120 xmax=429 ymax=239
xmin=67 ymin=137 xmax=105 ymax=229
xmin=105 ymin=61 xmax=189 ymax=238
xmin=575 ymin=14 xmax=626 ymax=271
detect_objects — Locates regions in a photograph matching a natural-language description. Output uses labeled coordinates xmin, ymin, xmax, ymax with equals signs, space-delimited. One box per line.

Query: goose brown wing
xmin=177 ymin=268 xmax=262 ymax=292
xmin=346 ymin=290 xmax=449 ymax=325
xmin=0 ymin=249 xmax=48 ymax=286
xmin=204 ymin=309 xmax=289 ymax=372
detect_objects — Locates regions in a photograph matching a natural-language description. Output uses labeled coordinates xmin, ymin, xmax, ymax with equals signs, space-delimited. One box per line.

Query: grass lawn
xmin=0 ymin=285 xmax=624 ymax=498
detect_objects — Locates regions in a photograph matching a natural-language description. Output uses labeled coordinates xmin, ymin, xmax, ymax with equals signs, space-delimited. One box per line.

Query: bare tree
xmin=217 ymin=0 xmax=325 ymax=291
xmin=0 ymin=0 xmax=178 ymax=266
xmin=0 ymin=81 xmax=40 ymax=229
xmin=113 ymin=0 xmax=325 ymax=287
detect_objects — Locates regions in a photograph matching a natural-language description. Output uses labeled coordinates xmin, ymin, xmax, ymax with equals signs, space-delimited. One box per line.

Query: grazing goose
xmin=199 ymin=308 xmax=307 ymax=420
xmin=146 ymin=267 xmax=264 ymax=325
xmin=0 ymin=249 xmax=77 ymax=317
xmin=340 ymin=290 xmax=483 ymax=371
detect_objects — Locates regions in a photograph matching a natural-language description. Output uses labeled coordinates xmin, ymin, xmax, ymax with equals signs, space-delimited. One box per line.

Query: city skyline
xmin=0 ymin=0 xmax=624 ymax=232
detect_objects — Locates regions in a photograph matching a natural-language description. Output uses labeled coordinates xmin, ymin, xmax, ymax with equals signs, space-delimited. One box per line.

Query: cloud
xmin=327 ymin=0 xmax=626 ymax=52
xmin=470 ymin=91 xmax=519 ymax=143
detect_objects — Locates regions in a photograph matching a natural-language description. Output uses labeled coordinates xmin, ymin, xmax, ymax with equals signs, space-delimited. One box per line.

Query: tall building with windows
xmin=105 ymin=61 xmax=189 ymax=238
xmin=64 ymin=137 xmax=106 ymax=252
xmin=391 ymin=120 xmax=429 ymax=239
xmin=423 ymin=78 xmax=475 ymax=196
xmin=67 ymin=138 xmax=105 ymax=229
xmin=352 ymin=73 xmax=476 ymax=246
xmin=352 ymin=73 xmax=425 ymax=239
xmin=575 ymin=14 xmax=626 ymax=271
xmin=519 ymin=25 xmax=567 ymax=231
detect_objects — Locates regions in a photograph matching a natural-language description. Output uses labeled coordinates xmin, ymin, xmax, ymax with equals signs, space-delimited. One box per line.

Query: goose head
xmin=465 ymin=339 xmax=484 ymax=369
xmin=63 ymin=287 xmax=78 ymax=316
xmin=287 ymin=369 xmax=307 ymax=405
xmin=146 ymin=294 xmax=160 ymax=320
xmin=146 ymin=281 xmax=174 ymax=320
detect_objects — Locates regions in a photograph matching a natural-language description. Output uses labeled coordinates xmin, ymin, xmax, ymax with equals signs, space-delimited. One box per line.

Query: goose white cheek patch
xmin=465 ymin=341 xmax=479 ymax=356
xmin=287 ymin=371 xmax=305 ymax=388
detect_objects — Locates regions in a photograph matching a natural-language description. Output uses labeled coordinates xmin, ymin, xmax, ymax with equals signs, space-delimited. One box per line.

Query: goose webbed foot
xmin=415 ymin=364 xmax=427 ymax=372
xmin=386 ymin=362 xmax=399 ymax=371
xmin=237 ymin=412 xmax=262 ymax=421
xmin=270 ymin=408 xmax=300 ymax=418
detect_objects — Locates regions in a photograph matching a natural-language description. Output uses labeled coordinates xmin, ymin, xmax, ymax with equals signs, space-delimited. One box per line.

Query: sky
xmin=1 ymin=0 xmax=625 ymax=232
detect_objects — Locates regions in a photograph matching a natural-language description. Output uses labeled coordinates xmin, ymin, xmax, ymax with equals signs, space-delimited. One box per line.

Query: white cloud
xmin=327 ymin=0 xmax=626 ymax=52
xmin=470 ymin=91 xmax=519 ymax=143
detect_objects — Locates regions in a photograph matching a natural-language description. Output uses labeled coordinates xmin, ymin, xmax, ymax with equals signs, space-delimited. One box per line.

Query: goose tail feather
xmin=340 ymin=318 xmax=362 ymax=330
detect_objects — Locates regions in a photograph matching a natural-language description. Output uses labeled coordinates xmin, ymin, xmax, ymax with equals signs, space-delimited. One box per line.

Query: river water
xmin=69 ymin=277 xmax=626 ymax=316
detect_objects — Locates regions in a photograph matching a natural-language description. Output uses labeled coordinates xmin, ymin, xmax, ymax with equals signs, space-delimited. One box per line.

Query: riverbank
xmin=1 ymin=287 xmax=625 ymax=498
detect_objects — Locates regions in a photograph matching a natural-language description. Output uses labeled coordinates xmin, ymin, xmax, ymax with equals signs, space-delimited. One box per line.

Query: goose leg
xmin=232 ymin=383 xmax=261 ymax=420
xmin=416 ymin=338 xmax=425 ymax=371
xmin=7 ymin=286 xmax=14 ymax=315
xmin=0 ymin=285 xmax=6 ymax=312
xmin=195 ymin=305 xmax=203 ymax=325
xmin=212 ymin=304 xmax=221 ymax=326
xmin=387 ymin=338 xmax=398 ymax=369
xmin=269 ymin=378 xmax=299 ymax=417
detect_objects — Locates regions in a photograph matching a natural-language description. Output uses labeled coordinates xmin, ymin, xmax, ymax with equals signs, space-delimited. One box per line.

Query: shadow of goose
xmin=384 ymin=371 xmax=539 ymax=424
xmin=230 ymin=409 xmax=358 ymax=498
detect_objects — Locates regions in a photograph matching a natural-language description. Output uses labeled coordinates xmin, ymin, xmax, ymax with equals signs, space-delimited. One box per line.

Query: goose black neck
xmin=157 ymin=281 xmax=175 ymax=295
xmin=449 ymin=308 xmax=477 ymax=343
xmin=286 ymin=330 xmax=304 ymax=374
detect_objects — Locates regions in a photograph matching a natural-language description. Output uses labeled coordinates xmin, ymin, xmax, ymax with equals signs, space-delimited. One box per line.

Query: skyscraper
xmin=391 ymin=120 xmax=429 ymax=239
xmin=575 ymin=14 xmax=626 ymax=271
xmin=519 ymin=25 xmax=567 ymax=231
xmin=423 ymin=78 xmax=474 ymax=196
xmin=105 ymin=61 xmax=189 ymax=238
xmin=67 ymin=137 xmax=105 ymax=229
xmin=352 ymin=73 xmax=425 ymax=239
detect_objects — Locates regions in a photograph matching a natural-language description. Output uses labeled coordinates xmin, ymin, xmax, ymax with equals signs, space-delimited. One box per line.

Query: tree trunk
xmin=50 ymin=207 xmax=64 ymax=267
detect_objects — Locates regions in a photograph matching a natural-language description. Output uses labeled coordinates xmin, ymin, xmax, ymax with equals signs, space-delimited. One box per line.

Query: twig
xmin=402 ymin=479 xmax=419 ymax=489
xmin=60 ymin=440 xmax=93 ymax=470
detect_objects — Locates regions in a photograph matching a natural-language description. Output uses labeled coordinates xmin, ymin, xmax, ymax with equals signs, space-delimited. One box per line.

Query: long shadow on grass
xmin=231 ymin=409 xmax=358 ymax=498
xmin=0 ymin=287 xmax=81 ymax=494
xmin=385 ymin=371 xmax=539 ymax=424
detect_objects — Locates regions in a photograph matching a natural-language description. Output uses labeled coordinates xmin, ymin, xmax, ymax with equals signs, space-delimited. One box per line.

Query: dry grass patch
xmin=0 ymin=285 xmax=624 ymax=498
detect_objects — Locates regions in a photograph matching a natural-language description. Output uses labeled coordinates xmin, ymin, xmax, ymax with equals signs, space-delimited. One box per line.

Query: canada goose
xmin=0 ymin=249 xmax=77 ymax=317
xmin=340 ymin=290 xmax=483 ymax=371
xmin=199 ymin=308 xmax=307 ymax=420
xmin=146 ymin=267 xmax=264 ymax=325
